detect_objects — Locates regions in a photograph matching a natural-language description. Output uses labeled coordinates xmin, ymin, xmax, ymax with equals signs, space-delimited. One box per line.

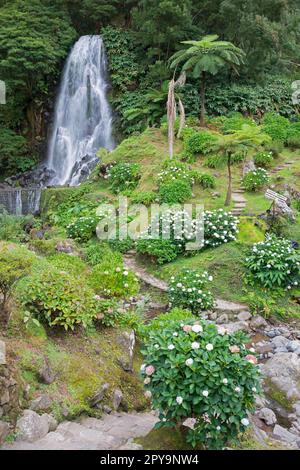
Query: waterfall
xmin=0 ymin=188 xmax=41 ymax=216
xmin=46 ymin=35 xmax=114 ymax=186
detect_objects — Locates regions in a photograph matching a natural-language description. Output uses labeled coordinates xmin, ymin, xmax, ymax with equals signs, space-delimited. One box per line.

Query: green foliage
xmin=0 ymin=212 xmax=30 ymax=242
xmin=0 ymin=128 xmax=35 ymax=176
xmin=192 ymin=172 xmax=216 ymax=189
xmin=183 ymin=131 xmax=218 ymax=160
xmin=84 ymin=242 xmax=114 ymax=266
xmin=108 ymin=162 xmax=141 ymax=194
xmin=136 ymin=238 xmax=179 ymax=265
xmin=17 ymin=265 xmax=99 ymax=330
xmin=169 ymin=269 xmax=215 ymax=313
xmin=0 ymin=242 xmax=35 ymax=310
xmin=245 ymin=235 xmax=300 ymax=289
xmin=157 ymin=161 xmax=193 ymax=186
xmin=88 ymin=256 xmax=139 ymax=299
xmin=254 ymin=151 xmax=274 ymax=168
xmin=141 ymin=319 xmax=261 ymax=449
xmin=159 ymin=180 xmax=192 ymax=204
xmin=204 ymin=154 xmax=225 ymax=169
xmin=66 ymin=215 xmax=98 ymax=242
xmin=242 ymin=168 xmax=269 ymax=192
xmin=204 ymin=210 xmax=239 ymax=248
xmin=109 ymin=236 xmax=135 ymax=254
xmin=0 ymin=0 xmax=76 ymax=158
xmin=145 ymin=308 xmax=196 ymax=335
xmin=47 ymin=253 xmax=88 ymax=279
xmin=131 ymin=191 xmax=158 ymax=206
xmin=220 ymin=113 xmax=256 ymax=133
xmin=262 ymin=112 xmax=290 ymax=142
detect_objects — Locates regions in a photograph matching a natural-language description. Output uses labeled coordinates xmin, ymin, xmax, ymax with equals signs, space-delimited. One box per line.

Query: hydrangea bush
xmin=169 ymin=269 xmax=215 ymax=313
xmin=254 ymin=151 xmax=274 ymax=168
xmin=245 ymin=235 xmax=300 ymax=288
xmin=107 ymin=162 xmax=141 ymax=194
xmin=242 ymin=168 xmax=269 ymax=192
xmin=88 ymin=257 xmax=139 ymax=299
xmin=159 ymin=180 xmax=192 ymax=204
xmin=141 ymin=319 xmax=261 ymax=450
xmin=157 ymin=161 xmax=193 ymax=187
xmin=183 ymin=130 xmax=218 ymax=161
xmin=204 ymin=209 xmax=239 ymax=248
xmin=66 ymin=215 xmax=98 ymax=242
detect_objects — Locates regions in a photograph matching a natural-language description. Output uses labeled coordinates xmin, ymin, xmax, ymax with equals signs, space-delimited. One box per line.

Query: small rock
xmin=208 ymin=312 xmax=218 ymax=321
xmin=0 ymin=420 xmax=9 ymax=443
xmin=38 ymin=361 xmax=55 ymax=385
xmin=216 ymin=314 xmax=229 ymax=324
xmin=249 ymin=315 xmax=268 ymax=330
xmin=103 ymin=405 xmax=112 ymax=414
xmin=237 ymin=311 xmax=252 ymax=322
xmin=225 ymin=321 xmax=249 ymax=334
xmin=16 ymin=410 xmax=49 ymax=442
xmin=0 ymin=390 xmax=9 ymax=406
xmin=273 ymin=424 xmax=299 ymax=445
xmin=43 ymin=414 xmax=57 ymax=432
xmin=272 ymin=335 xmax=289 ymax=349
xmin=89 ymin=383 xmax=109 ymax=407
xmin=287 ymin=340 xmax=300 ymax=353
xmin=30 ymin=394 xmax=52 ymax=412
xmin=116 ymin=330 xmax=135 ymax=373
xmin=113 ymin=389 xmax=123 ymax=411
xmin=257 ymin=407 xmax=277 ymax=426
xmin=0 ymin=340 xmax=6 ymax=365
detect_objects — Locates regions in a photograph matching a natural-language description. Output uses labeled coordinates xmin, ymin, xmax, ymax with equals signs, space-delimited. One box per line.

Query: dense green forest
xmin=0 ymin=0 xmax=299 ymax=177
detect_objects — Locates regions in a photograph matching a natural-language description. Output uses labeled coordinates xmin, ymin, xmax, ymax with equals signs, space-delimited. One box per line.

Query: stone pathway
xmin=269 ymin=160 xmax=296 ymax=176
xmin=231 ymin=188 xmax=247 ymax=216
xmin=3 ymin=412 xmax=158 ymax=450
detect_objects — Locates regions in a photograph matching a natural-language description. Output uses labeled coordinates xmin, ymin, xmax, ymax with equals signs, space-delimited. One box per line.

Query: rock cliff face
xmin=0 ymin=340 xmax=20 ymax=428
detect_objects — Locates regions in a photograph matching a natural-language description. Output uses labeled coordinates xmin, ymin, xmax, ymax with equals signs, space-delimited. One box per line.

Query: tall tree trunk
xmin=225 ymin=153 xmax=232 ymax=206
xmin=200 ymin=72 xmax=206 ymax=127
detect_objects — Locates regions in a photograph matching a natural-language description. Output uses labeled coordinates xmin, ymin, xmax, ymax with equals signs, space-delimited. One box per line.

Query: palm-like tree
xmin=169 ymin=35 xmax=245 ymax=127
xmin=212 ymin=125 xmax=271 ymax=206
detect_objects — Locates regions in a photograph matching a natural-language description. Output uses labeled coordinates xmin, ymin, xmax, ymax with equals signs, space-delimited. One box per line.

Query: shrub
xmin=66 ymin=215 xmax=98 ymax=242
xmin=242 ymin=168 xmax=269 ymax=192
xmin=17 ymin=267 xmax=99 ymax=330
xmin=245 ymin=235 xmax=300 ymax=289
xmin=159 ymin=180 xmax=192 ymax=204
xmin=262 ymin=112 xmax=290 ymax=142
xmin=84 ymin=242 xmax=114 ymax=266
xmin=264 ymin=141 xmax=283 ymax=158
xmin=144 ymin=308 xmax=196 ymax=335
xmin=157 ymin=161 xmax=193 ymax=186
xmin=47 ymin=253 xmax=88 ymax=279
xmin=204 ymin=209 xmax=239 ymax=248
xmin=204 ymin=154 xmax=225 ymax=169
xmin=141 ymin=319 xmax=261 ymax=449
xmin=108 ymin=162 xmax=141 ymax=194
xmin=131 ymin=191 xmax=157 ymax=206
xmin=29 ymin=239 xmax=58 ymax=256
xmin=169 ymin=269 xmax=215 ymax=313
xmin=254 ymin=151 xmax=274 ymax=168
xmin=221 ymin=113 xmax=256 ymax=133
xmin=88 ymin=258 xmax=139 ymax=299
xmin=0 ymin=212 xmax=30 ymax=242
xmin=183 ymin=130 xmax=218 ymax=160
xmin=136 ymin=238 xmax=179 ymax=265
xmin=193 ymin=172 xmax=216 ymax=189
xmin=0 ymin=243 xmax=35 ymax=312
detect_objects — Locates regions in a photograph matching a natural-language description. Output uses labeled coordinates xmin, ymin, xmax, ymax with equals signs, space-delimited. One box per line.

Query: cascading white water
xmin=0 ymin=188 xmax=41 ymax=216
xmin=46 ymin=35 xmax=114 ymax=186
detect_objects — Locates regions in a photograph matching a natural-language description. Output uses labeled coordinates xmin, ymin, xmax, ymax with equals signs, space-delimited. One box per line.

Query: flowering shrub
xmin=66 ymin=215 xmax=98 ymax=242
xmin=107 ymin=162 xmax=141 ymax=194
xmin=204 ymin=209 xmax=239 ymax=248
xmin=17 ymin=267 xmax=100 ymax=330
xmin=136 ymin=209 xmax=196 ymax=264
xmin=141 ymin=319 xmax=261 ymax=450
xmin=159 ymin=180 xmax=192 ymax=204
xmin=88 ymin=257 xmax=139 ymax=299
xmin=242 ymin=168 xmax=269 ymax=192
xmin=169 ymin=269 xmax=215 ymax=313
xmin=245 ymin=235 xmax=300 ymax=288
xmin=254 ymin=151 xmax=274 ymax=168
xmin=157 ymin=161 xmax=193 ymax=186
